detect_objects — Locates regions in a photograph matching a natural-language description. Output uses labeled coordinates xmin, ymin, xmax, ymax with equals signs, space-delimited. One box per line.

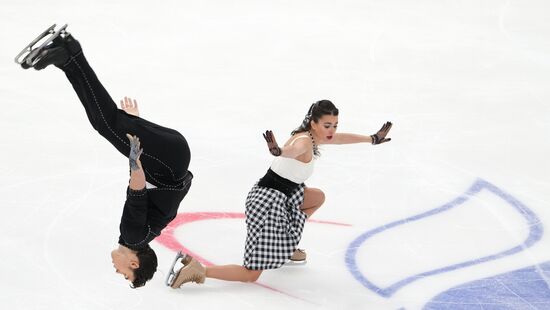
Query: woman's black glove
xmin=263 ymin=130 xmax=282 ymax=156
xmin=370 ymin=122 xmax=393 ymax=145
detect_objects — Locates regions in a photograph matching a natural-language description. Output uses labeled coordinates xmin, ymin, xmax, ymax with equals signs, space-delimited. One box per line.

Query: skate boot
xmin=32 ymin=33 xmax=83 ymax=70
xmin=169 ymin=255 xmax=206 ymax=288
xmin=288 ymin=248 xmax=307 ymax=265
xmin=15 ymin=24 xmax=67 ymax=69
xmin=15 ymin=24 xmax=82 ymax=70
xmin=59 ymin=33 xmax=82 ymax=55
xmin=31 ymin=44 xmax=69 ymax=70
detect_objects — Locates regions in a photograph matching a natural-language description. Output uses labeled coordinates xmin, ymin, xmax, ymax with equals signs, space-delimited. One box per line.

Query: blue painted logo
xmin=345 ymin=179 xmax=544 ymax=298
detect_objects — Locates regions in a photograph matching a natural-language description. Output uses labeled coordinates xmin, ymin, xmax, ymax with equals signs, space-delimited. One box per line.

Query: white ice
xmin=1 ymin=0 xmax=549 ymax=309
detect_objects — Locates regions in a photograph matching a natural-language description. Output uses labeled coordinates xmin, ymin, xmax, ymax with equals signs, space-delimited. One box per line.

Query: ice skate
xmin=287 ymin=248 xmax=307 ymax=266
xmin=166 ymin=252 xmax=206 ymax=288
xmin=165 ymin=251 xmax=187 ymax=287
xmin=15 ymin=24 xmax=68 ymax=69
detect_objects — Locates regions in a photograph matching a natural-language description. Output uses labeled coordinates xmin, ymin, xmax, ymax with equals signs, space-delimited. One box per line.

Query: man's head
xmin=111 ymin=244 xmax=157 ymax=288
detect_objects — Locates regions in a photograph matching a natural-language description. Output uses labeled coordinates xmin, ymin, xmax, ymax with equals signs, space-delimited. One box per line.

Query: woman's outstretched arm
xmin=263 ymin=130 xmax=309 ymax=158
xmin=326 ymin=121 xmax=393 ymax=145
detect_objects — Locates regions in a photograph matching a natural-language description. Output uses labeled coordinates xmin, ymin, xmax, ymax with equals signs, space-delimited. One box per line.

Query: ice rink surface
xmin=1 ymin=0 xmax=549 ymax=309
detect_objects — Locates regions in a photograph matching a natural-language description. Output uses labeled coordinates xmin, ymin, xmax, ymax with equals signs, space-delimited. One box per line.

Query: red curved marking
xmin=155 ymin=212 xmax=350 ymax=304
xmin=156 ymin=212 xmax=351 ymax=263
xmin=156 ymin=212 xmax=244 ymax=266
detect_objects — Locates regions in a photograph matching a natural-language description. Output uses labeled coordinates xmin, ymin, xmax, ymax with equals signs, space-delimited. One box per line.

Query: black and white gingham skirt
xmin=243 ymin=183 xmax=307 ymax=270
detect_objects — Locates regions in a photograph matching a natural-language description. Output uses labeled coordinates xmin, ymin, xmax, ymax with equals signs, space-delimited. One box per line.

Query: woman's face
xmin=311 ymin=114 xmax=338 ymax=143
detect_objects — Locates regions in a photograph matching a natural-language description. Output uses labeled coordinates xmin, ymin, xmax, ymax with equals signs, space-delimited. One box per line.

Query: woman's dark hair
xmin=291 ymin=100 xmax=339 ymax=156
xmin=131 ymin=245 xmax=158 ymax=288
xmin=291 ymin=100 xmax=339 ymax=136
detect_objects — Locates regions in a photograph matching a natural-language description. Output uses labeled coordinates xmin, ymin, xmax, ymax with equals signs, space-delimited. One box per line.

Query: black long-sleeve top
xmin=118 ymin=171 xmax=193 ymax=250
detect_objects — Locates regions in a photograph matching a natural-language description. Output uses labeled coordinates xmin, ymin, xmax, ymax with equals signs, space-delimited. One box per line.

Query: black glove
xmin=370 ymin=122 xmax=392 ymax=145
xmin=263 ymin=130 xmax=282 ymax=156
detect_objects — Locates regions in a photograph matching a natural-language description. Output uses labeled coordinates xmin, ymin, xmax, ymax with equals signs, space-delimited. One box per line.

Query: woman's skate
xmin=165 ymin=251 xmax=206 ymax=288
xmin=286 ymin=248 xmax=307 ymax=266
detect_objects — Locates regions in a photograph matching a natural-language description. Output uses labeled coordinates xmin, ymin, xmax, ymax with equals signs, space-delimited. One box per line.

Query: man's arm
xmin=120 ymin=134 xmax=149 ymax=246
xmin=126 ymin=134 xmax=145 ymax=190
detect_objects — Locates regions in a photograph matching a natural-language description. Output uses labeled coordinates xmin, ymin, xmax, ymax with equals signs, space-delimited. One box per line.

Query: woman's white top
xmin=270 ymin=135 xmax=316 ymax=184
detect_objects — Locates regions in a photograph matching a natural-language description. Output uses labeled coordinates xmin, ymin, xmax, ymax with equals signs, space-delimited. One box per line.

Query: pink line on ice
xmin=155 ymin=212 xmax=350 ymax=304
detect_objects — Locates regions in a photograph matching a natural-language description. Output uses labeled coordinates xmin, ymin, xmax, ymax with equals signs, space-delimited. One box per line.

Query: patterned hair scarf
xmin=301 ymin=102 xmax=318 ymax=128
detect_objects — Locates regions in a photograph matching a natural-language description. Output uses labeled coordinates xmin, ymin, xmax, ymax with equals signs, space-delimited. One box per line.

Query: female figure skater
xmin=17 ymin=25 xmax=193 ymax=288
xmin=168 ymin=100 xmax=392 ymax=288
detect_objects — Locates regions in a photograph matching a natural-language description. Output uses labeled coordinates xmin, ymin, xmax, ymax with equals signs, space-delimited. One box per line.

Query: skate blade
xmin=165 ymin=251 xmax=186 ymax=287
xmin=285 ymin=259 xmax=307 ymax=266
xmin=14 ymin=23 xmax=68 ymax=66
xmin=14 ymin=24 xmax=55 ymax=65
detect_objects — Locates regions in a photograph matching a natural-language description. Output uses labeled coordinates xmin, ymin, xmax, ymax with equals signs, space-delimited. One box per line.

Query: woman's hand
xmin=371 ymin=122 xmax=393 ymax=144
xmin=120 ymin=96 xmax=140 ymax=117
xmin=263 ymin=130 xmax=282 ymax=156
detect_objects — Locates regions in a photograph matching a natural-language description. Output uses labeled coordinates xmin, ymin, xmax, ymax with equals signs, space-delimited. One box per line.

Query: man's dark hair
xmin=131 ymin=245 xmax=158 ymax=288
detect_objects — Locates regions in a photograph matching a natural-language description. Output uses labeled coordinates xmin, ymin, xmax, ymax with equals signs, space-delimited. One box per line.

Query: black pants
xmin=61 ymin=50 xmax=191 ymax=188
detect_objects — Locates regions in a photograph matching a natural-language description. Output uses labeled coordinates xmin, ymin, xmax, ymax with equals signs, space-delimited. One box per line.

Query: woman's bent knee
xmin=310 ymin=188 xmax=326 ymax=206
xmin=317 ymin=189 xmax=326 ymax=205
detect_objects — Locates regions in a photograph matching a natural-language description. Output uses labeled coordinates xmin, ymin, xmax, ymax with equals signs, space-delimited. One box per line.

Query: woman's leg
xmin=206 ymin=265 xmax=262 ymax=282
xmin=300 ymin=187 xmax=325 ymax=218
xmin=290 ymin=187 xmax=325 ymax=261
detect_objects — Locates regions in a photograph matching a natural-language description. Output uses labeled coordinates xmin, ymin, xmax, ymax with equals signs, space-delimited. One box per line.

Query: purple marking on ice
xmin=423 ymin=261 xmax=550 ymax=309
xmin=345 ymin=179 xmax=543 ymax=297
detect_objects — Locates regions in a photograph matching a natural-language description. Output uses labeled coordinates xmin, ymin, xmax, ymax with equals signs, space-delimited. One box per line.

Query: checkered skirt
xmin=243 ymin=183 xmax=307 ymax=270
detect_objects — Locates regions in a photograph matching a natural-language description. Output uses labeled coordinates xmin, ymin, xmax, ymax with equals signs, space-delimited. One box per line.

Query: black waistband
xmin=258 ymin=168 xmax=299 ymax=197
